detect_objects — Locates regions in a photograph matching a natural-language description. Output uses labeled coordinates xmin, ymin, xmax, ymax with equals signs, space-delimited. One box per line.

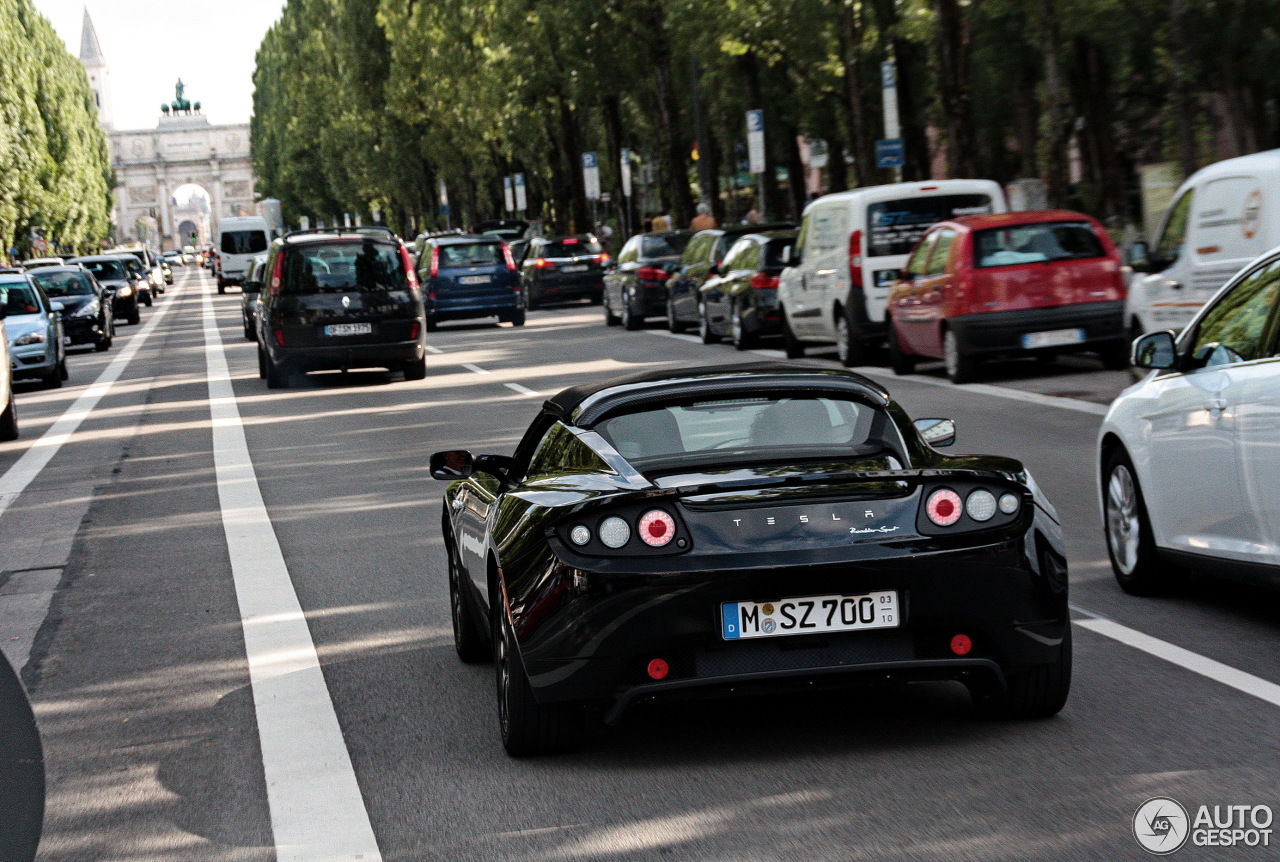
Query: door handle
xmin=1209 ymin=396 xmax=1228 ymax=416
xmin=1169 ymin=280 xmax=1183 ymax=290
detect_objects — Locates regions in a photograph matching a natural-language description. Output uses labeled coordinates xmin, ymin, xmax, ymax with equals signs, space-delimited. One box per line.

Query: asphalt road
xmin=2 ymin=267 xmax=1278 ymax=861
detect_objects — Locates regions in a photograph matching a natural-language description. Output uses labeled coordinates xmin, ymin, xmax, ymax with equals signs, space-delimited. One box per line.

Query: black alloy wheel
xmin=971 ymin=626 xmax=1072 ymax=720
xmin=698 ymin=301 xmax=720 ymax=344
xmin=494 ymin=604 xmax=581 ymax=756
xmin=448 ymin=542 xmax=489 ymax=663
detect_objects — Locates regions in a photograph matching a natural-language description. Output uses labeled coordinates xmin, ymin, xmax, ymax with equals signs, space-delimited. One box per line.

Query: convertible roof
xmin=544 ymin=361 xmax=892 ymax=426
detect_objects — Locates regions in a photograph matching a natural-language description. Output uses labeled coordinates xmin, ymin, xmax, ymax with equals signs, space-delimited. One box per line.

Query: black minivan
xmin=255 ymin=227 xmax=427 ymax=388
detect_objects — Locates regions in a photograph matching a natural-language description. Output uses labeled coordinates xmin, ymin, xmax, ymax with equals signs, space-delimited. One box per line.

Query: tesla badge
xmin=341 ymin=295 xmax=351 ymax=308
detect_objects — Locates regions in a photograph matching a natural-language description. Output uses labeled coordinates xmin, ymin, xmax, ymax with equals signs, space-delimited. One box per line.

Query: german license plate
xmin=459 ymin=275 xmax=489 ymax=285
xmin=1021 ymin=328 xmax=1084 ymax=349
xmin=323 ymin=322 xmax=372 ymax=336
xmin=721 ymin=590 xmax=899 ymax=640
xmin=562 ymin=264 xmax=588 ymax=273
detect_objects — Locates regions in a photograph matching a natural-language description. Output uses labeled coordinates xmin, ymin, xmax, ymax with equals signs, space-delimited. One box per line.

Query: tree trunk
xmin=737 ymin=52 xmax=785 ymax=219
xmin=784 ymin=121 xmax=808 ymax=218
xmin=1169 ymin=0 xmax=1198 ymax=178
xmin=932 ymin=0 xmax=974 ymax=177
xmin=837 ymin=2 xmax=875 ymax=186
xmin=1039 ymin=0 xmax=1071 ymax=206
xmin=638 ymin=0 xmax=694 ymax=227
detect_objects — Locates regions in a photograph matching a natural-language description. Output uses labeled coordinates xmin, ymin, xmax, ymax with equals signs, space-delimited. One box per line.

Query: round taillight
xmin=998 ymin=493 xmax=1020 ymax=515
xmin=598 ymin=516 xmax=630 ymax=549
xmin=965 ymin=489 xmax=997 ymax=522
xmin=926 ymin=489 xmax=963 ymax=527
xmin=950 ymin=634 xmax=973 ymax=656
xmin=569 ymin=525 xmax=591 ymax=546
xmin=647 ymin=658 xmax=669 ymax=680
xmin=638 ymin=510 xmax=676 ymax=547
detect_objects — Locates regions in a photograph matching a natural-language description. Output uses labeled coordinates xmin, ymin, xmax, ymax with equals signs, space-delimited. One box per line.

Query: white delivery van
xmin=1129 ymin=149 xmax=1280 ymax=335
xmin=215 ymin=216 xmax=271 ymax=294
xmin=777 ymin=179 xmax=1008 ymax=364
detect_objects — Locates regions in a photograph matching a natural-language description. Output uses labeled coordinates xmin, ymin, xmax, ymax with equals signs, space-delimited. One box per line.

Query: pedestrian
xmin=642 ymin=213 xmax=654 ymax=233
xmin=651 ymin=211 xmax=673 ymax=232
xmin=690 ymin=202 xmax=717 ymax=232
xmin=743 ymin=200 xmax=761 ymax=225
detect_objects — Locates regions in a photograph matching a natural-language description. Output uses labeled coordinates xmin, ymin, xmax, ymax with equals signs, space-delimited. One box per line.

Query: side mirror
xmin=1126 ymin=241 xmax=1151 ymax=273
xmin=430 ymin=449 xmax=474 ymax=480
xmin=914 ymin=417 xmax=956 ymax=448
xmin=49 ymin=301 xmax=65 ymax=313
xmin=1132 ymin=330 xmax=1177 ymax=370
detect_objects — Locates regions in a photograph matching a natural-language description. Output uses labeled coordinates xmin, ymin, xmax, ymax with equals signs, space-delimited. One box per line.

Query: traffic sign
xmin=746 ymin=110 xmax=765 ymax=174
xmin=875 ymin=139 xmax=905 ymax=169
xmin=619 ymin=148 xmax=632 ymax=198
xmin=503 ymin=176 xmax=514 ymax=212
xmin=582 ymin=152 xmax=601 ymax=201
xmin=513 ymin=173 xmax=527 ymax=212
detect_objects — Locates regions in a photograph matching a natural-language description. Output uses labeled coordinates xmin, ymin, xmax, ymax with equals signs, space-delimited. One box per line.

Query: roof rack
xmin=282 ymin=226 xmax=399 ymax=242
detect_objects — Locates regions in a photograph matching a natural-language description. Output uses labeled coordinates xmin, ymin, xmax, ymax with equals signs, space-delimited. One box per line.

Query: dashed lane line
xmin=461 ymin=362 xmax=491 ymax=375
xmin=201 ymin=280 xmax=383 ymax=861
xmin=504 ymin=382 xmax=541 ymax=397
xmin=0 ymin=280 xmax=184 ymax=523
xmin=423 ymin=349 xmax=541 ymax=396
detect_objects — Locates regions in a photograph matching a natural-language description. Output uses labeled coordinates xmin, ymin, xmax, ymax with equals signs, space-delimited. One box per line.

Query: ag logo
xmin=1134 ymin=797 xmax=1190 ymax=854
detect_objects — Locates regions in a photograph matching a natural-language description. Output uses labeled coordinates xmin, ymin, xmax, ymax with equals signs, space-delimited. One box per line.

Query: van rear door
xmin=1189 ymin=175 xmax=1269 ymax=309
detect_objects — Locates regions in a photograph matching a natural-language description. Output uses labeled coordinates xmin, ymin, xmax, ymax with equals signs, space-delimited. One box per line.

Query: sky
xmin=34 ymin=0 xmax=285 ymax=131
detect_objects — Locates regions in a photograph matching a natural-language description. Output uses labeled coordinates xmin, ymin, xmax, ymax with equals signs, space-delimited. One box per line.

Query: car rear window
xmin=78 ymin=260 xmax=126 ymax=281
xmin=30 ymin=271 xmax=94 ymax=296
xmin=594 ymin=396 xmax=900 ymax=468
xmin=283 ymin=241 xmax=407 ymax=293
xmin=974 ymin=222 xmax=1105 ymax=268
xmin=438 ymin=243 xmax=504 ymax=268
xmin=222 ymin=230 xmax=269 ymax=255
xmin=867 ymin=194 xmax=994 ymax=257
xmin=764 ymin=238 xmax=796 ymax=268
xmin=543 ymin=238 xmax=602 ymax=256
xmin=642 ymin=234 xmax=692 ymax=258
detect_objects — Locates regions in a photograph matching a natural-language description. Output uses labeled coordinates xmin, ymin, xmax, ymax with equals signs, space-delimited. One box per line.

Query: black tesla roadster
xmin=432 ymin=362 xmax=1070 ymax=755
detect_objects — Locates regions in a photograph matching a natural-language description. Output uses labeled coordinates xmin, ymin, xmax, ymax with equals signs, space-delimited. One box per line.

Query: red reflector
xmin=926 ymin=489 xmax=962 ymax=527
xmin=647 ymin=658 xmax=669 ymax=680
xmin=272 ymin=329 xmax=285 ymax=347
xmin=562 ymin=237 xmax=579 ymax=245
xmin=950 ymin=634 xmax=972 ymax=656
xmin=638 ymin=510 xmax=676 ymax=547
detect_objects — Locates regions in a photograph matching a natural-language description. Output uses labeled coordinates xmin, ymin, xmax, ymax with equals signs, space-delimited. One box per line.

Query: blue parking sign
xmin=875 ymin=138 xmax=905 ymax=169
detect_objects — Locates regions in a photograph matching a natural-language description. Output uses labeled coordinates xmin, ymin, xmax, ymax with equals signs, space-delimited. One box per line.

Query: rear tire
xmin=698 ymin=301 xmax=720 ymax=344
xmin=495 ymin=605 xmax=582 ymax=756
xmin=1103 ymin=447 xmax=1182 ymax=595
xmin=603 ymin=293 xmax=620 ymax=326
xmin=0 ymin=390 xmax=17 ymax=441
xmin=944 ymin=329 xmax=978 ymax=384
xmin=43 ymin=364 xmax=62 ymax=390
xmin=782 ymin=311 xmax=805 ymax=358
xmin=666 ymin=299 xmax=687 ymax=333
xmin=265 ymin=354 xmax=289 ymax=389
xmin=402 ymin=357 xmax=427 ymax=381
xmin=835 ymin=308 xmax=865 ymax=367
xmin=622 ymin=292 xmax=643 ymax=331
xmin=973 ymin=627 xmax=1072 ymax=720
xmin=128 ymin=308 xmax=140 ymax=326
xmin=888 ymin=319 xmax=916 ymax=375
xmin=507 ymin=308 xmax=526 ymax=327
xmin=257 ymin=344 xmax=268 ymax=379
xmin=731 ymin=301 xmax=755 ymax=350
xmin=217 ymin=285 xmax=225 ymax=295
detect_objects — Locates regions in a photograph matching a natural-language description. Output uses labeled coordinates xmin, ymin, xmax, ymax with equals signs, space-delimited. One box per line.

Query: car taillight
xmin=562 ymin=237 xmax=579 ymax=245
xmin=925 ymin=489 xmax=962 ymax=527
xmin=272 ymin=328 xmax=285 ymax=347
xmin=409 ymin=321 xmax=421 ymax=341
xmin=429 ymin=245 xmax=440 ymax=278
xmin=401 ymin=246 xmax=419 ymax=290
xmin=532 ymin=258 xmax=555 ymax=269
xmin=595 ymin=253 xmax=610 ymax=266
xmin=749 ymin=272 xmax=779 ymax=290
xmin=637 ymin=510 xmax=676 ymax=547
xmin=268 ymin=252 xmax=284 ymax=296
xmin=502 ymin=242 xmax=517 ymax=272
xmin=849 ymin=229 xmax=863 ymax=289
xmin=637 ymin=266 xmax=668 ymax=282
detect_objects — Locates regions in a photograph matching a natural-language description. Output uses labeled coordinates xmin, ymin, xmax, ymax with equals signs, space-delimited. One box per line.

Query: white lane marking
xmin=461 ymin=362 xmax=491 ymax=375
xmin=637 ymin=328 xmax=1109 ymax=416
xmin=200 ymin=283 xmax=382 ymax=861
xmin=1075 ymin=616 xmax=1280 ymax=709
xmin=425 ymin=345 xmax=444 ymax=354
xmin=0 ymin=282 xmax=182 ymax=522
xmin=504 ymin=382 xmax=541 ymax=397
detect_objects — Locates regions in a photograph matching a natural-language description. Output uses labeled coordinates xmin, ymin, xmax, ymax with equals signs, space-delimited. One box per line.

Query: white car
xmin=1098 ymin=244 xmax=1280 ymax=594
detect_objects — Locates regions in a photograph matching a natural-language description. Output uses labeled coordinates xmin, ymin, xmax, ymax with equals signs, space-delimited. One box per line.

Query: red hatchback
xmin=886 ymin=210 xmax=1128 ymax=382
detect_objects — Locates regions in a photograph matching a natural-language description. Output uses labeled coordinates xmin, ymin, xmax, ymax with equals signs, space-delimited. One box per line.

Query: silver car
xmin=2 ymin=272 xmax=67 ymax=390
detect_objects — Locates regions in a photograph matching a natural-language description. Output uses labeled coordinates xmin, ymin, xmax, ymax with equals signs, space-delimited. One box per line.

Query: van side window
xmin=1153 ymin=190 xmax=1194 ymax=266
xmin=926 ymin=230 xmax=956 ymax=275
xmin=1189 ymin=259 xmax=1280 ymax=367
xmin=807 ymin=206 xmax=847 ymax=252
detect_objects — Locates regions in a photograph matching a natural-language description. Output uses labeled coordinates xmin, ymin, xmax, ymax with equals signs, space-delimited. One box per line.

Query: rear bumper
xmin=949 ymin=301 xmax=1126 ymax=355
xmin=272 ymin=340 xmax=424 ymax=372
xmin=530 ymin=275 xmax=604 ymax=301
xmin=429 ymin=295 xmax=521 ymax=321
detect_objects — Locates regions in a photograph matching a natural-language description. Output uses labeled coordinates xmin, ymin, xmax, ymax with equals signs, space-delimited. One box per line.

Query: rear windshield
xmin=283 ymin=241 xmax=407 ymax=293
xmin=1 ymin=282 xmax=41 ymax=314
xmin=542 ymin=238 xmax=602 ymax=256
xmin=222 ymin=230 xmax=269 ymax=255
xmin=117 ymin=257 xmax=145 ymax=275
xmin=595 ymin=396 xmax=900 ymax=468
xmin=30 ymin=270 xmax=94 ymax=296
xmin=78 ymin=260 xmax=127 ymax=281
xmin=974 ymin=222 xmax=1105 ymax=267
xmin=867 ymin=194 xmax=994 ymax=257
xmin=438 ymin=243 xmax=504 ymax=268
xmin=642 ymin=234 xmax=692 ymax=258
xmin=764 ymin=238 xmax=796 ymax=268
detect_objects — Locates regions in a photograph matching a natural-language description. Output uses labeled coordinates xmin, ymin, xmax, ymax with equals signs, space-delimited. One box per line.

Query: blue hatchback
xmin=417 ymin=236 xmax=524 ymax=330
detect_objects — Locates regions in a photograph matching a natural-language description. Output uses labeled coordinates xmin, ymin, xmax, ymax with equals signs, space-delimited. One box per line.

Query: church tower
xmin=80 ymin=9 xmax=113 ymax=130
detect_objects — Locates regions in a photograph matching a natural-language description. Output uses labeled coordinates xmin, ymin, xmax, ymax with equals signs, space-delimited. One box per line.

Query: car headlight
xmin=14 ymin=331 xmax=46 ymax=345
xmin=118 ymin=285 xmax=133 ymax=297
xmin=71 ymin=302 xmax=100 ymax=318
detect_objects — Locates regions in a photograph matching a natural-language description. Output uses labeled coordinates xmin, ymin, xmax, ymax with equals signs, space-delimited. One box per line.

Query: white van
xmin=1128 ymin=149 xmax=1280 ymax=335
xmin=215 ymin=216 xmax=271 ymax=294
xmin=777 ymin=179 xmax=1008 ymax=364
